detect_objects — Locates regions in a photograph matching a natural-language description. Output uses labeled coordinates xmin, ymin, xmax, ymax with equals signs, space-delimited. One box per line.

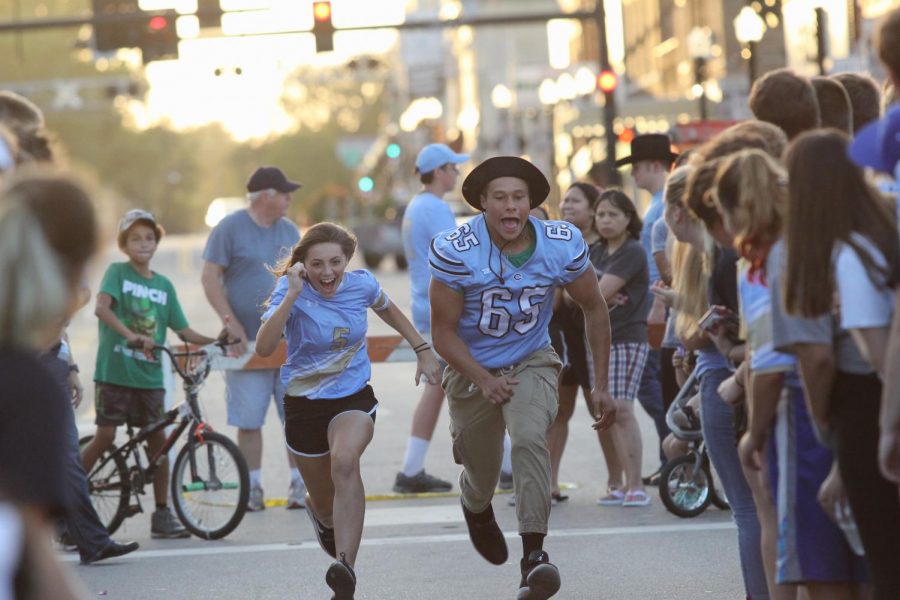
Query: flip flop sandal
xmin=596 ymin=488 xmax=625 ymax=506
xmin=622 ymin=490 xmax=652 ymax=507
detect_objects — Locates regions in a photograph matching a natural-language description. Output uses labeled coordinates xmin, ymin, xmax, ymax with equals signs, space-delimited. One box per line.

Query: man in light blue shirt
xmin=393 ymin=143 xmax=469 ymax=494
xmin=615 ymin=134 xmax=677 ymax=481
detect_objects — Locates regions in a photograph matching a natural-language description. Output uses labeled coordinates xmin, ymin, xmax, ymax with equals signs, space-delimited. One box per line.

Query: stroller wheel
xmin=659 ymin=454 xmax=712 ymax=518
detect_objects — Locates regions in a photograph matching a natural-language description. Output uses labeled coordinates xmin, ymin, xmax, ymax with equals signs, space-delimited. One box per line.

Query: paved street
xmin=64 ymin=234 xmax=744 ymax=599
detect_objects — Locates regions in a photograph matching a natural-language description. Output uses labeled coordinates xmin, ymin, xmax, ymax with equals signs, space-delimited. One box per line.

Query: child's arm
xmin=94 ymin=293 xmax=153 ymax=351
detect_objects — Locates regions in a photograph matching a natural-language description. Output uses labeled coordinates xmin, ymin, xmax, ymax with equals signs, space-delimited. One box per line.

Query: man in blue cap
xmin=394 ymin=144 xmax=469 ymax=493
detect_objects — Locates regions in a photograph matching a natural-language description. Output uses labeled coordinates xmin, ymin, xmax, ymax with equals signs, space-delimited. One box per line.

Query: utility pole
xmin=595 ymin=0 xmax=620 ymax=185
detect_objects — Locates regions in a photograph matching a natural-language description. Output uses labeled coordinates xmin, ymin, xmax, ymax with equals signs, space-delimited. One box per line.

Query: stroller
xmin=658 ymin=368 xmax=730 ymax=518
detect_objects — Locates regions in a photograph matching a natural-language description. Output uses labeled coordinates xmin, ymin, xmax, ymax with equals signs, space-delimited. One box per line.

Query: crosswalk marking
xmin=63 ymin=521 xmax=736 ymax=564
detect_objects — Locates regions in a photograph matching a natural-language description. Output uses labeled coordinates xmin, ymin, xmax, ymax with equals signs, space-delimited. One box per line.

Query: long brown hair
xmin=271 ymin=222 xmax=357 ymax=277
xmin=784 ymin=129 xmax=900 ymax=317
xmin=713 ymin=149 xmax=786 ymax=282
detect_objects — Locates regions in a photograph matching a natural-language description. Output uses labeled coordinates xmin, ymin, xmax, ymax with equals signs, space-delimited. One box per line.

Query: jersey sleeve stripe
xmin=430 ymin=240 xmax=465 ymax=267
xmin=429 ymin=260 xmax=469 ymax=277
xmin=371 ymin=291 xmax=391 ymax=312
xmin=564 ymin=246 xmax=590 ymax=272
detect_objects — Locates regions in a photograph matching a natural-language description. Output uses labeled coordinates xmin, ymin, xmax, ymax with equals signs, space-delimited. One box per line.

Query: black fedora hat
xmin=461 ymin=156 xmax=549 ymax=210
xmin=614 ymin=134 xmax=679 ymax=167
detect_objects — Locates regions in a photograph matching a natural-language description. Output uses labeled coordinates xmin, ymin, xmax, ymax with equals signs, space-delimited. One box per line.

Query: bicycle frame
xmin=90 ymin=343 xmax=231 ymax=510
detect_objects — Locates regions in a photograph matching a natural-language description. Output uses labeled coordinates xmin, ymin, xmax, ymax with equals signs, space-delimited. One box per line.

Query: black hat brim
xmin=461 ymin=156 xmax=549 ymax=210
xmin=278 ymin=182 xmax=302 ymax=193
xmin=614 ymin=151 xmax=679 ymax=168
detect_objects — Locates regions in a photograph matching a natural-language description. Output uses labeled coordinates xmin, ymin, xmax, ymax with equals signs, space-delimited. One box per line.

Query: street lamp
xmin=733 ymin=7 xmax=766 ymax=88
xmin=686 ymin=27 xmax=713 ymax=121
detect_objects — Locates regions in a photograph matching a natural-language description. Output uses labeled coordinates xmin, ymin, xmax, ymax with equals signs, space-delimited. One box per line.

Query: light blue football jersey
xmin=429 ymin=214 xmax=590 ymax=368
xmin=261 ymin=269 xmax=390 ymax=399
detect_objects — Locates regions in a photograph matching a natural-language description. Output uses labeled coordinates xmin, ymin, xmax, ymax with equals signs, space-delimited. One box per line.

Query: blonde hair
xmin=0 ymin=201 xmax=69 ymax=348
xmin=712 ymin=149 xmax=786 ymax=278
xmin=671 ymin=237 xmax=712 ymax=340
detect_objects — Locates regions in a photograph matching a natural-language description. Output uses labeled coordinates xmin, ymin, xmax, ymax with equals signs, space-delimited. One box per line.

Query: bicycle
xmin=658 ymin=368 xmax=730 ymax=518
xmin=82 ymin=340 xmax=249 ymax=540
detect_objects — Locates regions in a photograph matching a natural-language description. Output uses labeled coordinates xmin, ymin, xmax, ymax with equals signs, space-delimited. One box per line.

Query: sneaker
xmin=247 ymin=485 xmax=265 ymax=512
xmin=325 ymin=553 xmax=356 ymax=600
xmin=392 ymin=470 xmax=453 ymax=494
xmin=460 ymin=498 xmax=508 ymax=565
xmin=498 ymin=470 xmax=514 ymax=491
xmin=287 ymin=480 xmax=307 ymax=510
xmin=305 ymin=495 xmax=337 ymax=558
xmin=517 ymin=550 xmax=561 ymax=599
xmin=150 ymin=507 xmax=190 ymax=539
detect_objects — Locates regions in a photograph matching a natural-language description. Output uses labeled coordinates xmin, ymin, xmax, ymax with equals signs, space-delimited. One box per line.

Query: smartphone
xmin=698 ymin=305 xmax=738 ymax=332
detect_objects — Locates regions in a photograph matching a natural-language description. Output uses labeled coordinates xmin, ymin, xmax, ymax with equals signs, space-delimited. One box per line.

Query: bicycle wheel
xmin=171 ymin=431 xmax=249 ymax=540
xmin=79 ymin=435 xmax=130 ymax=535
xmin=658 ymin=454 xmax=711 ymax=518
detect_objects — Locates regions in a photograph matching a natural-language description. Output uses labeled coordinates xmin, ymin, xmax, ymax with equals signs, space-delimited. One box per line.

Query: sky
xmin=133 ymin=0 xmax=406 ymax=140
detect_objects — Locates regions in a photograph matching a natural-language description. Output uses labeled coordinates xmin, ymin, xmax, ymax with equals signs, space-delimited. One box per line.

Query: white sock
xmin=250 ymin=469 xmax=262 ymax=488
xmin=401 ymin=436 xmax=430 ymax=477
xmin=290 ymin=468 xmax=303 ymax=485
xmin=501 ymin=433 xmax=512 ymax=474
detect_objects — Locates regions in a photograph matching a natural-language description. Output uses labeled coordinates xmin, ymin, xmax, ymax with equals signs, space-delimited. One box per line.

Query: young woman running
xmin=589 ymin=189 xmax=652 ymax=506
xmin=256 ymin=222 xmax=441 ymax=600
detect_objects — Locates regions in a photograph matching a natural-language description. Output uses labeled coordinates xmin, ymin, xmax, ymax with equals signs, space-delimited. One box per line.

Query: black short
xmin=283 ymin=385 xmax=378 ymax=457
xmin=95 ymin=383 xmax=165 ymax=427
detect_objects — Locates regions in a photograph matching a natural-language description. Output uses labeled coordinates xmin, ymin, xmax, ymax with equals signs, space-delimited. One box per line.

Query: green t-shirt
xmin=507 ymin=222 xmax=537 ymax=268
xmin=94 ymin=262 xmax=189 ymax=389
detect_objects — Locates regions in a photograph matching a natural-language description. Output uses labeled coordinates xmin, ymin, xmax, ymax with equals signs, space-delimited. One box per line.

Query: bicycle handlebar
xmin=125 ymin=339 xmax=238 ymax=383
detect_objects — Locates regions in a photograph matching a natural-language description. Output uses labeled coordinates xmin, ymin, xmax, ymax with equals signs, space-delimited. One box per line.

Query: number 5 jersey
xmin=429 ymin=214 xmax=590 ymax=369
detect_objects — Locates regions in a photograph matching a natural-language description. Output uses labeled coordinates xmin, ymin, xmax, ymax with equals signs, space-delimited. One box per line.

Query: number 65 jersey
xmin=429 ymin=214 xmax=591 ymax=369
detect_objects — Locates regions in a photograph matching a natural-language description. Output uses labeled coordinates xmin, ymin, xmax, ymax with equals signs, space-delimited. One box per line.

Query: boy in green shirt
xmin=81 ymin=209 xmax=220 ymax=539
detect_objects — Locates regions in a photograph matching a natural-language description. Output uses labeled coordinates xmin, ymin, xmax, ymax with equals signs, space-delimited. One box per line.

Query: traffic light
xmin=92 ymin=0 xmax=143 ymax=52
xmin=196 ymin=0 xmax=223 ymax=29
xmin=597 ymin=69 xmax=618 ymax=94
xmin=312 ymin=1 xmax=334 ymax=53
xmin=140 ymin=11 xmax=179 ymax=64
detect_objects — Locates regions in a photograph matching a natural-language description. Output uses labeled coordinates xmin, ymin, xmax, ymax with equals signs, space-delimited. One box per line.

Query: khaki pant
xmin=444 ymin=346 xmax=561 ymax=534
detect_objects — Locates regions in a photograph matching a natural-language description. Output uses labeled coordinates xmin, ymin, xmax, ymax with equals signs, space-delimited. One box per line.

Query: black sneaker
xmin=460 ymin=498 xmax=508 ymax=565
xmin=517 ymin=550 xmax=561 ymax=600
xmin=392 ymin=470 xmax=453 ymax=494
xmin=305 ymin=495 xmax=336 ymax=558
xmin=325 ymin=552 xmax=356 ymax=600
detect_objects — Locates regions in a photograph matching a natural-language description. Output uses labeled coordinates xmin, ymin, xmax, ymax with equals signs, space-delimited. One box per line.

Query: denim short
xmin=225 ymin=369 xmax=286 ymax=429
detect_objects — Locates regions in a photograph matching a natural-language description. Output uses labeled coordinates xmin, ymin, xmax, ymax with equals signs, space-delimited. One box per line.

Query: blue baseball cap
xmin=849 ymin=105 xmax=900 ymax=174
xmin=415 ymin=143 xmax=469 ymax=174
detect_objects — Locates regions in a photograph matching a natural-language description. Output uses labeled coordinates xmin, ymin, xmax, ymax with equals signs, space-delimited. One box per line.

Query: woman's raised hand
xmin=286 ymin=262 xmax=305 ymax=295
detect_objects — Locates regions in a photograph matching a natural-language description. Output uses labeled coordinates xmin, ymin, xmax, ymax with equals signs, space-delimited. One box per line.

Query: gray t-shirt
xmin=590 ymin=237 xmax=651 ymax=344
xmin=202 ymin=209 xmax=300 ymax=340
xmin=767 ymin=240 xmax=873 ymax=374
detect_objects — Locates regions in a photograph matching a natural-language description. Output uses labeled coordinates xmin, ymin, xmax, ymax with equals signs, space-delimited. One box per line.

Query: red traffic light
xmin=147 ymin=15 xmax=169 ymax=31
xmin=597 ymin=69 xmax=618 ymax=94
xmin=313 ymin=1 xmax=332 ymax=22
